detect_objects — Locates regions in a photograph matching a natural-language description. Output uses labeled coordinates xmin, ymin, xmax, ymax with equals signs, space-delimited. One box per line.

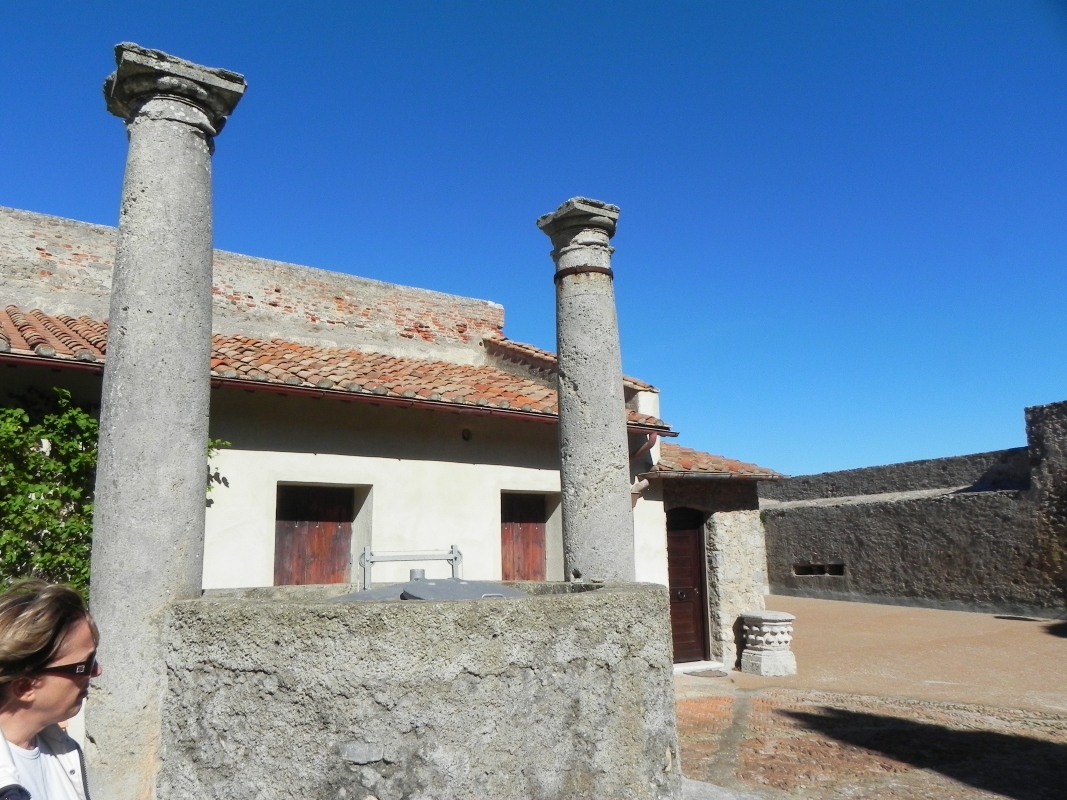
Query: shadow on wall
xmin=782 ymin=707 xmax=1067 ymax=800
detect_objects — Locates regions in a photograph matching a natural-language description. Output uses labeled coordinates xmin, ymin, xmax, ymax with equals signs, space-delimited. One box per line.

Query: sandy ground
xmin=675 ymin=596 xmax=1067 ymax=799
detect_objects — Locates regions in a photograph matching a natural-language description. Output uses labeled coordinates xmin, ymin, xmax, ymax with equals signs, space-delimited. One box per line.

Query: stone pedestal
xmin=89 ymin=43 xmax=244 ymax=800
xmin=536 ymin=198 xmax=635 ymax=582
xmin=739 ymin=610 xmax=797 ymax=676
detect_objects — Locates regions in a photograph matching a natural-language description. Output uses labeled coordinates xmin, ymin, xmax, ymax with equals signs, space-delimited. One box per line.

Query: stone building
xmin=0 ymin=204 xmax=781 ymax=663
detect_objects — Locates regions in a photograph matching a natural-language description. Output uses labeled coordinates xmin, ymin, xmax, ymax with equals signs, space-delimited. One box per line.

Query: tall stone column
xmin=89 ymin=44 xmax=245 ymax=800
xmin=537 ymin=198 xmax=635 ymax=581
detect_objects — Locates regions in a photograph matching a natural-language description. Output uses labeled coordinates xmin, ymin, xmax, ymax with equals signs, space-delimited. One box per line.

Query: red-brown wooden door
xmin=501 ymin=494 xmax=546 ymax=581
xmin=275 ymin=485 xmax=354 ymax=585
xmin=666 ymin=508 xmax=708 ymax=662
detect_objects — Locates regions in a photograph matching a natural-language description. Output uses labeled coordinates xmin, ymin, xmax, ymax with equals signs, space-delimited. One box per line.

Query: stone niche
xmin=159 ymin=582 xmax=681 ymax=800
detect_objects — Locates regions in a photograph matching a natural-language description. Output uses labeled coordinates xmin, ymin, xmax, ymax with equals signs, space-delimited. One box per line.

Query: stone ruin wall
xmin=759 ymin=402 xmax=1067 ymax=616
xmin=159 ymin=583 xmax=681 ymax=800
xmin=0 ymin=206 xmax=503 ymax=364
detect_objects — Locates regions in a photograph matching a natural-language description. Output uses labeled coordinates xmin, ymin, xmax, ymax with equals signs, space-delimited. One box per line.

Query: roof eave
xmin=641 ymin=470 xmax=785 ymax=481
xmin=0 ymin=351 xmax=675 ymax=435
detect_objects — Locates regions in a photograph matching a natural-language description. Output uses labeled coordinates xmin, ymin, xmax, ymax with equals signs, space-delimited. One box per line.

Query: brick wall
xmin=0 ymin=206 xmax=503 ymax=363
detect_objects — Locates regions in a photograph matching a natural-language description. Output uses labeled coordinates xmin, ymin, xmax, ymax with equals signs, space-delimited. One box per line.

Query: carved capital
xmin=104 ymin=43 xmax=246 ymax=135
xmin=537 ymin=197 xmax=620 ymax=240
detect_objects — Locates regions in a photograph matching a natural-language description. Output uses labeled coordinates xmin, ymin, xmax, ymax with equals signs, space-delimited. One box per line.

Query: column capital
xmin=104 ymin=42 xmax=246 ymax=134
xmin=536 ymin=197 xmax=620 ymax=239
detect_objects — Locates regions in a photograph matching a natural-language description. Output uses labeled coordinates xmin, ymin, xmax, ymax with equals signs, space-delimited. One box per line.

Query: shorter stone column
xmin=536 ymin=198 xmax=635 ymax=582
xmin=739 ymin=611 xmax=797 ymax=676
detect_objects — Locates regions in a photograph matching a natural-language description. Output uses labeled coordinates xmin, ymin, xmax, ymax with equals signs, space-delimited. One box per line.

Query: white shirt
xmin=8 ymin=738 xmax=74 ymax=800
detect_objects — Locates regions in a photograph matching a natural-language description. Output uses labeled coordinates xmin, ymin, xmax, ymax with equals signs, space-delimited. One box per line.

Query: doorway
xmin=275 ymin=485 xmax=359 ymax=585
xmin=501 ymin=493 xmax=547 ymax=581
xmin=666 ymin=507 xmax=709 ymax=662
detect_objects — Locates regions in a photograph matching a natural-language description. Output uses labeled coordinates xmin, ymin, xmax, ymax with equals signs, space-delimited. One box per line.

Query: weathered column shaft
xmin=89 ymin=44 xmax=244 ymax=800
xmin=537 ymin=198 xmax=635 ymax=581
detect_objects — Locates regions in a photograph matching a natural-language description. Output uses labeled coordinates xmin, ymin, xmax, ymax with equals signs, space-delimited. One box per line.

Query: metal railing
xmin=359 ymin=545 xmax=463 ymax=589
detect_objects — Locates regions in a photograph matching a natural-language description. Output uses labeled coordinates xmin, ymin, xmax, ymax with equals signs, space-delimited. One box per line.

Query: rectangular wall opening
xmin=501 ymin=493 xmax=547 ymax=581
xmin=275 ymin=484 xmax=370 ymax=586
xmin=793 ymin=562 xmax=846 ymax=577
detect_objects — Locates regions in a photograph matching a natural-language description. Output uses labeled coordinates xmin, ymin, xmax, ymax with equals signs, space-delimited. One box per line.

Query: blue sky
xmin=3 ymin=1 xmax=1067 ymax=475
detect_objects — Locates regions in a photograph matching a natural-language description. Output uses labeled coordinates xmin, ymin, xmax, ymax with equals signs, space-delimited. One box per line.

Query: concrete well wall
xmin=159 ymin=583 xmax=681 ymax=800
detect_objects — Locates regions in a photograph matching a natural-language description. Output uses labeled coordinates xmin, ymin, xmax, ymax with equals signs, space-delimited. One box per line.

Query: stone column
xmin=739 ymin=610 xmax=797 ymax=676
xmin=537 ymin=198 xmax=635 ymax=581
xmin=89 ymin=44 xmax=245 ymax=800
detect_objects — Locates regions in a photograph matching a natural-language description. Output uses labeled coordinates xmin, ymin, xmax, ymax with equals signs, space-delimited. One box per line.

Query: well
xmin=159 ymin=583 xmax=681 ymax=800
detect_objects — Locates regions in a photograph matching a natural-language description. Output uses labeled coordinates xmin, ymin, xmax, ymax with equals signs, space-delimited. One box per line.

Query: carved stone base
xmin=738 ymin=610 xmax=797 ymax=676
xmin=740 ymin=648 xmax=797 ymax=677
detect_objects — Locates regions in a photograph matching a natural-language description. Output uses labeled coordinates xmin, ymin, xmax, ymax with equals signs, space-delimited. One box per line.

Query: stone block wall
xmin=159 ymin=583 xmax=681 ymax=800
xmin=760 ymin=400 xmax=1067 ymax=615
xmin=705 ymin=511 xmax=768 ymax=667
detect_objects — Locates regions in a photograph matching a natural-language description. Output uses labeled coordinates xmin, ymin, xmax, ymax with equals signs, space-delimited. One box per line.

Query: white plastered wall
xmin=204 ymin=449 xmax=564 ymax=588
xmin=632 ymin=483 xmax=668 ymax=586
xmin=203 ymin=386 xmax=669 ymax=591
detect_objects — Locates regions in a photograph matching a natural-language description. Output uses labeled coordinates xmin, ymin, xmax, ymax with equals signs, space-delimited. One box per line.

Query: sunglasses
xmin=38 ymin=651 xmax=99 ymax=677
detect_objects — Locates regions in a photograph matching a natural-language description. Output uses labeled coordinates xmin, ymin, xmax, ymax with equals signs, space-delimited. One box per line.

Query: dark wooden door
xmin=275 ymin=486 xmax=354 ymax=585
xmin=501 ymin=494 xmax=546 ymax=581
xmin=666 ymin=525 xmax=708 ymax=662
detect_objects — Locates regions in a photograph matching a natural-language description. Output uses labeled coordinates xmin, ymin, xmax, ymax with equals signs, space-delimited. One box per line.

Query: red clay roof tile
xmin=650 ymin=442 xmax=783 ymax=480
xmin=0 ymin=305 xmax=673 ymax=433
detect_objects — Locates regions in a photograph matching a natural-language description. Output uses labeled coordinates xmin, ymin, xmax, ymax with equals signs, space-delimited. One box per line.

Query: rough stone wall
xmin=759 ymin=447 xmax=1030 ymax=503
xmin=705 ymin=511 xmax=767 ymax=667
xmin=1026 ymin=400 xmax=1067 ymax=609
xmin=160 ymin=583 xmax=681 ymax=800
xmin=761 ymin=490 xmax=1053 ymax=613
xmin=0 ymin=206 xmax=503 ymax=363
xmin=761 ymin=400 xmax=1067 ymax=615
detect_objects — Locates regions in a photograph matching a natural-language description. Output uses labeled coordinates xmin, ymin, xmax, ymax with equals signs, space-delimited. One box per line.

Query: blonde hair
xmin=0 ymin=580 xmax=97 ymax=696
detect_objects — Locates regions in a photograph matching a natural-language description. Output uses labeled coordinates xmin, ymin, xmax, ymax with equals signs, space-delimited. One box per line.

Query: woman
xmin=0 ymin=581 xmax=98 ymax=800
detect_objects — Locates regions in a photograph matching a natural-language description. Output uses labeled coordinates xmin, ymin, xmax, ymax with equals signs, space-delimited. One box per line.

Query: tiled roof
xmin=485 ymin=337 xmax=658 ymax=393
xmin=0 ymin=305 xmax=672 ymax=432
xmin=649 ymin=442 xmax=783 ymax=480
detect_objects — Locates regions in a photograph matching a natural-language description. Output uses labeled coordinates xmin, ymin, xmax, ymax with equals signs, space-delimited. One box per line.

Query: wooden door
xmin=666 ymin=509 xmax=708 ymax=662
xmin=501 ymin=494 xmax=546 ymax=581
xmin=275 ymin=486 xmax=354 ymax=585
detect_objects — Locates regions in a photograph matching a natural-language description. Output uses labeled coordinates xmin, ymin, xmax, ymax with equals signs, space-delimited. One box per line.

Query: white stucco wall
xmin=203 ymin=387 xmax=669 ymax=590
xmin=204 ymin=449 xmax=564 ymax=587
xmin=632 ymin=483 xmax=669 ymax=586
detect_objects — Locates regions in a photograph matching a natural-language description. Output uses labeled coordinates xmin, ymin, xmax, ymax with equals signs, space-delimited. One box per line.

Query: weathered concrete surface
xmin=537 ymin=198 xmax=635 ymax=582
xmin=761 ymin=400 xmax=1067 ymax=615
xmin=762 ymin=489 xmax=1053 ymax=614
xmin=0 ymin=204 xmax=503 ymax=364
xmin=88 ymin=43 xmax=245 ymax=800
xmin=705 ymin=512 xmax=768 ymax=668
xmin=159 ymin=583 xmax=681 ymax=800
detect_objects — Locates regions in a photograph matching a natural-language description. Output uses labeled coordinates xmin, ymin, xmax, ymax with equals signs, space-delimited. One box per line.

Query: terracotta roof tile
xmin=484 ymin=336 xmax=658 ymax=393
xmin=651 ymin=442 xmax=783 ymax=480
xmin=0 ymin=305 xmax=672 ymax=433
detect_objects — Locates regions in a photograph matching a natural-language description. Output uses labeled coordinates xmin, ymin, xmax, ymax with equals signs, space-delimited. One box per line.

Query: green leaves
xmin=0 ymin=389 xmax=97 ymax=595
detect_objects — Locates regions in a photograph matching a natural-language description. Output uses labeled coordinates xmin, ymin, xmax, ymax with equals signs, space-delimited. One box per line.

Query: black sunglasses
xmin=38 ymin=651 xmax=98 ymax=677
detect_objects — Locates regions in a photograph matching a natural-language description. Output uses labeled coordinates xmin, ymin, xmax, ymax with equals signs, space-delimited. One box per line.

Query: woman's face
xmin=29 ymin=617 xmax=99 ymax=726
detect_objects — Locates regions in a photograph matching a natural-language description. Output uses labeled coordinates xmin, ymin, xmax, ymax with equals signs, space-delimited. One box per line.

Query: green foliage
xmin=206 ymin=438 xmax=231 ymax=506
xmin=0 ymin=389 xmax=231 ymax=595
xmin=0 ymin=389 xmax=97 ymax=594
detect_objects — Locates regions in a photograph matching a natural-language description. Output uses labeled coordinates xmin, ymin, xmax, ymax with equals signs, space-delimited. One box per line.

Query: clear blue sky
xmin=3 ymin=1 xmax=1067 ymax=476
